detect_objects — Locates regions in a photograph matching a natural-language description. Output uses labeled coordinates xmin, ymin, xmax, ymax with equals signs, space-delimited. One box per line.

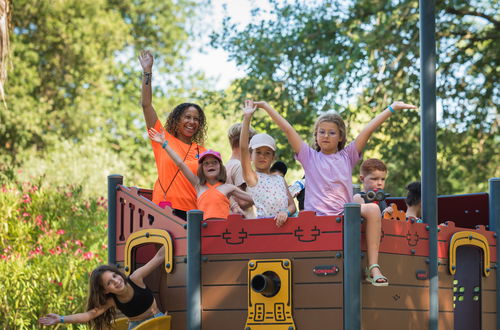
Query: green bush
xmin=0 ymin=181 xmax=108 ymax=329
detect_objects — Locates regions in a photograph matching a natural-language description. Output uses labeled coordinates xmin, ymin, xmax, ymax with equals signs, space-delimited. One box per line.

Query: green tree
xmin=213 ymin=0 xmax=499 ymax=195
xmin=0 ymin=0 xmax=204 ymax=193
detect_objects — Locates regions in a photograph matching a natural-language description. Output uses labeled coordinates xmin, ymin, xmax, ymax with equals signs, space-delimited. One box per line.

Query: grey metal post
xmin=187 ymin=210 xmax=203 ymax=330
xmin=343 ymin=203 xmax=361 ymax=330
xmin=419 ymin=0 xmax=438 ymax=328
xmin=489 ymin=178 xmax=500 ymax=330
xmin=107 ymin=175 xmax=123 ymax=265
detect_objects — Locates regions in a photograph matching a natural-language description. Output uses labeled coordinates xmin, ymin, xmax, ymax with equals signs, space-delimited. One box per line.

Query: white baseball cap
xmin=249 ymin=133 xmax=276 ymax=151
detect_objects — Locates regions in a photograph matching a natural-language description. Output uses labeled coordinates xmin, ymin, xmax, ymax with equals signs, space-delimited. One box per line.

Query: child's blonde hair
xmin=313 ymin=112 xmax=347 ymax=151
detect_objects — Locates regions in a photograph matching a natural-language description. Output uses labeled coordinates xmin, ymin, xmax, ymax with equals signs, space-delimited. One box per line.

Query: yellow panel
xmin=449 ymin=231 xmax=490 ymax=277
xmin=245 ymin=259 xmax=296 ymax=330
xmin=124 ymin=229 xmax=174 ymax=276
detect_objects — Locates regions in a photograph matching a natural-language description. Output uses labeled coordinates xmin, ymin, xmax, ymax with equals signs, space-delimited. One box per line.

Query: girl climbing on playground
xmin=148 ymin=128 xmax=254 ymax=220
xmin=139 ymin=50 xmax=207 ymax=220
xmin=39 ymin=246 xmax=166 ymax=329
xmin=240 ymin=100 xmax=296 ymax=227
xmin=253 ymin=100 xmax=417 ymax=286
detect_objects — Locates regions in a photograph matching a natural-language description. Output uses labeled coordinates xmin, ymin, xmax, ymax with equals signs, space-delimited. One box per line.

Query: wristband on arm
xmin=387 ymin=105 xmax=395 ymax=114
xmin=60 ymin=316 xmax=65 ymax=324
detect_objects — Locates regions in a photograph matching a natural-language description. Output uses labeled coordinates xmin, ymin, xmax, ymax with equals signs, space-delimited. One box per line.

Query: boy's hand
xmin=148 ymin=128 xmax=166 ymax=144
xmin=390 ymin=101 xmax=417 ymax=111
xmin=242 ymin=99 xmax=257 ymax=117
xmin=139 ymin=50 xmax=154 ymax=72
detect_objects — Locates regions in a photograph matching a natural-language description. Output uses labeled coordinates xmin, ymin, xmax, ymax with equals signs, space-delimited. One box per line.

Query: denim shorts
xmin=128 ymin=312 xmax=165 ymax=330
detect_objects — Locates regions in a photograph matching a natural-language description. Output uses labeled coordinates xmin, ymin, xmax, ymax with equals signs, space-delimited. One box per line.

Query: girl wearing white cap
xmin=148 ymin=128 xmax=253 ymax=220
xmin=251 ymin=99 xmax=416 ymax=286
xmin=240 ymin=101 xmax=296 ymax=227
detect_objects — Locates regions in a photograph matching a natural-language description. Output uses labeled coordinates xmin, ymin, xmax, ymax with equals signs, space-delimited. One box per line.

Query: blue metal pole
xmin=343 ymin=203 xmax=361 ymax=330
xmin=419 ymin=0 xmax=438 ymax=329
xmin=187 ymin=210 xmax=203 ymax=330
xmin=107 ymin=175 xmax=123 ymax=265
xmin=488 ymin=178 xmax=500 ymax=330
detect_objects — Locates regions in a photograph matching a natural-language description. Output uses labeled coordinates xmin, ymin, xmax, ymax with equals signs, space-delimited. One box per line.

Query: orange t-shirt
xmin=197 ymin=182 xmax=230 ymax=220
xmin=151 ymin=120 xmax=206 ymax=211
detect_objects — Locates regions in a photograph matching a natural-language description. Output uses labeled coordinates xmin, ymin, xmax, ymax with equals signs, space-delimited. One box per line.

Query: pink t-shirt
xmin=296 ymin=141 xmax=361 ymax=216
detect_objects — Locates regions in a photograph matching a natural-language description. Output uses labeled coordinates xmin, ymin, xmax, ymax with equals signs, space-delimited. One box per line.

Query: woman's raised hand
xmin=242 ymin=99 xmax=257 ymax=117
xmin=39 ymin=313 xmax=61 ymax=326
xmin=390 ymin=101 xmax=417 ymax=111
xmin=139 ymin=50 xmax=154 ymax=72
xmin=148 ymin=128 xmax=166 ymax=144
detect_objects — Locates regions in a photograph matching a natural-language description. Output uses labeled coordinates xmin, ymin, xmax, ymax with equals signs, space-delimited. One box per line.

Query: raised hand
xmin=139 ymin=50 xmax=154 ymax=72
xmin=242 ymin=99 xmax=257 ymax=117
xmin=39 ymin=313 xmax=61 ymax=326
xmin=148 ymin=128 xmax=166 ymax=144
xmin=390 ymin=101 xmax=417 ymax=111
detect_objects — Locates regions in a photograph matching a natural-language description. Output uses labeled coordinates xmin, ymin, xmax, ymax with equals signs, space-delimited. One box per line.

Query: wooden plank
xmin=202 ymin=251 xmax=342 ymax=285
xmin=162 ymin=287 xmax=186 ymax=311
xmin=202 ymin=285 xmax=247 ymax=310
xmin=482 ymin=289 xmax=496 ymax=313
xmin=362 ymin=310 xmax=453 ymax=330
xmin=170 ymin=311 xmax=186 ymax=330
xmin=483 ymin=268 xmax=497 ymax=291
xmin=373 ymin=254 xmax=453 ymax=288
xmin=293 ymin=283 xmax=343 ymax=308
xmin=362 ymin=284 xmax=453 ymax=312
xmin=202 ymin=310 xmax=247 ymax=330
xmin=294 ymin=309 xmax=343 ymax=330
xmin=482 ymin=312 xmax=496 ymax=330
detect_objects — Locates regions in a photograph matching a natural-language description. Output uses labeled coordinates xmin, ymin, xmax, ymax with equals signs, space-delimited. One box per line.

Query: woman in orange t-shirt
xmin=139 ymin=50 xmax=207 ymax=220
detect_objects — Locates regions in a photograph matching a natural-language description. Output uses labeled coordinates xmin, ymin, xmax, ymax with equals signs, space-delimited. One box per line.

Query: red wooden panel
xmin=114 ymin=185 xmax=187 ymax=261
xmin=201 ymin=211 xmax=343 ymax=255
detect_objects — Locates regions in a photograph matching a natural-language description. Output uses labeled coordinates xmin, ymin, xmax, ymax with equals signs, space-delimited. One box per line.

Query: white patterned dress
xmin=247 ymin=172 xmax=288 ymax=218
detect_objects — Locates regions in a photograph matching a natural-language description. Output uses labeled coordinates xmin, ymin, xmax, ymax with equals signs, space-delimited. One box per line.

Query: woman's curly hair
xmin=165 ymin=103 xmax=207 ymax=145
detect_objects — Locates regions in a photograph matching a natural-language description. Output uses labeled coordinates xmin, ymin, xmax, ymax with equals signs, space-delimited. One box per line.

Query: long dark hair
xmin=86 ymin=265 xmax=125 ymax=330
xmin=165 ymin=103 xmax=207 ymax=144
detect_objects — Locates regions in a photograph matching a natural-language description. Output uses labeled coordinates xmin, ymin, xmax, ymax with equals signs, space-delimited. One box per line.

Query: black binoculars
xmin=360 ymin=189 xmax=390 ymax=202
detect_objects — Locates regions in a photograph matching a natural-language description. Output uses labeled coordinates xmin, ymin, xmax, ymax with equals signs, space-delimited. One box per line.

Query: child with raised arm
xmin=148 ymin=128 xmax=253 ymax=220
xmin=240 ymin=100 xmax=296 ymax=227
xmin=39 ymin=247 xmax=166 ymax=329
xmin=255 ymin=100 xmax=417 ymax=286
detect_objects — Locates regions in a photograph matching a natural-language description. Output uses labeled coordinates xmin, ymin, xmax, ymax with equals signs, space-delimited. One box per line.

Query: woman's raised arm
xmin=139 ymin=50 xmax=159 ymax=129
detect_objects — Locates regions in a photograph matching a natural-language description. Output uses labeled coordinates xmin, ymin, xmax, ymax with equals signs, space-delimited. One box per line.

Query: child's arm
xmin=139 ymin=50 xmax=159 ymax=129
xmin=254 ymin=101 xmax=304 ymax=154
xmin=131 ymin=245 xmax=166 ymax=284
xmin=39 ymin=301 xmax=113 ymax=325
xmin=148 ymin=128 xmax=200 ymax=187
xmin=354 ymin=101 xmax=417 ymax=153
xmin=240 ymin=101 xmax=259 ymax=187
xmin=228 ymin=185 xmax=254 ymax=203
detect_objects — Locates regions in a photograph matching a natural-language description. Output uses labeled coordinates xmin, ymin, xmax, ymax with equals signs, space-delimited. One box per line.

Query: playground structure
xmin=105 ymin=1 xmax=500 ymax=329
xmin=107 ymin=175 xmax=500 ymax=330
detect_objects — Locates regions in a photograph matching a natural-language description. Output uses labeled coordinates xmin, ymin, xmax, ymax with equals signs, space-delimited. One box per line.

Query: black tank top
xmin=112 ymin=277 xmax=154 ymax=317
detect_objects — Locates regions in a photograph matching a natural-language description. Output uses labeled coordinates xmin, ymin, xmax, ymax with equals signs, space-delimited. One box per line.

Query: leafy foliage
xmin=1 ymin=0 xmax=204 ymax=191
xmin=0 ymin=181 xmax=108 ymax=328
xmin=212 ymin=0 xmax=499 ymax=195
